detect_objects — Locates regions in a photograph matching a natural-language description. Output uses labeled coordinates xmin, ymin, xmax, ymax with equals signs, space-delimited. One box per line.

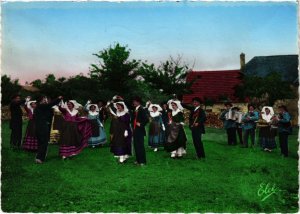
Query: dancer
xmin=258 ymin=106 xmax=276 ymax=152
xmin=184 ymin=97 xmax=206 ymax=159
xmin=241 ymin=104 xmax=259 ymax=148
xmin=148 ymin=103 xmax=166 ymax=152
xmin=9 ymin=94 xmax=26 ymax=149
xmin=165 ymin=99 xmax=187 ymax=158
xmin=132 ymin=96 xmax=149 ymax=165
xmin=97 ymin=99 xmax=108 ymax=124
xmin=22 ymin=98 xmax=38 ymax=151
xmin=35 ymin=95 xmax=62 ymax=163
xmin=219 ymin=102 xmax=237 ymax=145
xmin=58 ymin=100 xmax=92 ymax=159
xmin=84 ymin=100 xmax=107 ymax=147
xmin=109 ymin=101 xmax=132 ymax=163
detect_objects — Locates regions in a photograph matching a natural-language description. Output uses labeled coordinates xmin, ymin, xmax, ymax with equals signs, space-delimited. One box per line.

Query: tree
xmin=138 ymin=55 xmax=194 ymax=100
xmin=1 ymin=75 xmax=22 ymax=105
xmin=90 ymin=43 xmax=140 ymax=100
xmin=234 ymin=71 xmax=296 ymax=106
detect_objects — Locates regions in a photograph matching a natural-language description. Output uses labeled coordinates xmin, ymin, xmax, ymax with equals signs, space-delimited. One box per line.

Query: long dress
xmin=148 ymin=114 xmax=165 ymax=148
xmin=49 ymin=108 xmax=64 ymax=144
xmin=58 ymin=107 xmax=92 ymax=158
xmin=110 ymin=113 xmax=132 ymax=156
xmin=87 ymin=113 xmax=107 ymax=146
xmin=22 ymin=106 xmax=38 ymax=151
xmin=259 ymin=123 xmax=277 ymax=150
xmin=164 ymin=111 xmax=187 ymax=153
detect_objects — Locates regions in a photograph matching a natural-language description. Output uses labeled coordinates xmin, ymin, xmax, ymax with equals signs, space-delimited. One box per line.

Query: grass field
xmin=1 ymin=120 xmax=299 ymax=212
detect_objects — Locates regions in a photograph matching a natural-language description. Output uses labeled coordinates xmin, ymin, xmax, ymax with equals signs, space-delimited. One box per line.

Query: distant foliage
xmin=235 ymin=71 xmax=296 ymax=106
xmin=1 ymin=75 xmax=22 ymax=105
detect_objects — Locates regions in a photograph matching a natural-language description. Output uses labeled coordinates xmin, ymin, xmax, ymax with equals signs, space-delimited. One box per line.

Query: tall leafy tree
xmin=138 ymin=56 xmax=194 ymax=100
xmin=90 ymin=43 xmax=140 ymax=100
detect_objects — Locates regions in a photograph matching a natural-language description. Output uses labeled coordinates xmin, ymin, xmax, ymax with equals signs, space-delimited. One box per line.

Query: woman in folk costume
xmin=148 ymin=103 xmax=166 ymax=152
xmin=22 ymin=97 xmax=38 ymax=151
xmin=49 ymin=105 xmax=64 ymax=144
xmin=84 ymin=100 xmax=107 ymax=147
xmin=164 ymin=99 xmax=187 ymax=158
xmin=107 ymin=95 xmax=124 ymax=143
xmin=257 ymin=106 xmax=277 ymax=152
xmin=58 ymin=100 xmax=92 ymax=159
xmin=109 ymin=101 xmax=132 ymax=163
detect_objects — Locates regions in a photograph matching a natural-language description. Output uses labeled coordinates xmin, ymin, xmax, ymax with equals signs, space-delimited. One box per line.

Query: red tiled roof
xmin=183 ymin=70 xmax=242 ymax=103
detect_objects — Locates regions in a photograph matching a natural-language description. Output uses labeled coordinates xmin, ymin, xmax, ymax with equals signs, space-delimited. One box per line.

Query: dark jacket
xmin=9 ymin=99 xmax=25 ymax=129
xmin=183 ymin=104 xmax=206 ymax=134
xmin=131 ymin=106 xmax=149 ymax=136
xmin=35 ymin=99 xmax=61 ymax=135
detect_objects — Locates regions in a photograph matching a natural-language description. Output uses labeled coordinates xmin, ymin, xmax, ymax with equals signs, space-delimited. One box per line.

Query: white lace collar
xmin=89 ymin=111 xmax=99 ymax=116
xmin=172 ymin=109 xmax=181 ymax=116
xmin=150 ymin=111 xmax=161 ymax=118
xmin=116 ymin=110 xmax=127 ymax=117
xmin=67 ymin=108 xmax=78 ymax=117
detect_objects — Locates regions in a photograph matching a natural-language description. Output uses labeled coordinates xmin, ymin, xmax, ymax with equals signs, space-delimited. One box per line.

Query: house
xmin=182 ymin=69 xmax=242 ymax=104
xmin=244 ymin=54 xmax=298 ymax=85
xmin=183 ymin=53 xmax=298 ymax=104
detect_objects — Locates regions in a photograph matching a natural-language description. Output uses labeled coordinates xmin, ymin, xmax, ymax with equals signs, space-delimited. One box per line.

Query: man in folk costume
xmin=132 ymin=96 xmax=149 ymax=166
xmin=35 ymin=95 xmax=63 ymax=163
xmin=241 ymin=104 xmax=259 ymax=148
xmin=183 ymin=97 xmax=206 ymax=159
xmin=272 ymin=105 xmax=292 ymax=157
xmin=219 ymin=102 xmax=237 ymax=145
xmin=9 ymin=94 xmax=26 ymax=149
xmin=97 ymin=99 xmax=108 ymax=124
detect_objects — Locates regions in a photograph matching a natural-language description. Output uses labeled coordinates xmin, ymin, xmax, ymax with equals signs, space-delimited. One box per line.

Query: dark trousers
xmin=10 ymin=125 xmax=22 ymax=148
xmin=227 ymin=127 xmax=237 ymax=145
xmin=243 ymin=128 xmax=256 ymax=147
xmin=236 ymin=127 xmax=243 ymax=144
xmin=36 ymin=128 xmax=50 ymax=161
xmin=279 ymin=132 xmax=289 ymax=157
xmin=191 ymin=129 xmax=205 ymax=158
xmin=133 ymin=132 xmax=146 ymax=164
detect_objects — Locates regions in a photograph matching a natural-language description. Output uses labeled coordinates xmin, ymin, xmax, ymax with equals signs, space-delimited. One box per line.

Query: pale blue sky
xmin=1 ymin=1 xmax=298 ymax=84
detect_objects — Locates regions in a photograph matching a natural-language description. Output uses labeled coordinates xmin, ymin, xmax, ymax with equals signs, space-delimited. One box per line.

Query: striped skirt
xmin=22 ymin=120 xmax=38 ymax=151
xmin=58 ymin=119 xmax=92 ymax=158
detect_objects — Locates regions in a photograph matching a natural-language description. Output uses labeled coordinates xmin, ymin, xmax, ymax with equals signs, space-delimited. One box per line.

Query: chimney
xmin=240 ymin=53 xmax=245 ymax=70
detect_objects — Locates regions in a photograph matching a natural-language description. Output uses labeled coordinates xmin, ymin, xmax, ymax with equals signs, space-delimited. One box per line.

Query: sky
xmin=1 ymin=1 xmax=298 ymax=84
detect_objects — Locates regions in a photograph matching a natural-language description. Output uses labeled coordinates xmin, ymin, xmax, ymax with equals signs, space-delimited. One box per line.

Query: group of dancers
xmin=9 ymin=93 xmax=292 ymax=165
xmin=9 ymin=94 xmax=206 ymax=165
xmin=219 ymin=102 xmax=293 ymax=157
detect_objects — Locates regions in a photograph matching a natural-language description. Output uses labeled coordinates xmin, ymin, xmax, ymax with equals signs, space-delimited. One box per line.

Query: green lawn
xmin=1 ymin=120 xmax=299 ymax=212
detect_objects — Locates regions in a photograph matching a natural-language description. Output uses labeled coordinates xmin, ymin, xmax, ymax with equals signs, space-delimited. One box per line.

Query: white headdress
xmin=86 ymin=104 xmax=99 ymax=116
xmin=168 ymin=99 xmax=183 ymax=111
xmin=113 ymin=101 xmax=129 ymax=117
xmin=26 ymin=100 xmax=36 ymax=113
xmin=148 ymin=104 xmax=163 ymax=112
xmin=68 ymin=100 xmax=82 ymax=110
xmin=261 ymin=106 xmax=274 ymax=123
